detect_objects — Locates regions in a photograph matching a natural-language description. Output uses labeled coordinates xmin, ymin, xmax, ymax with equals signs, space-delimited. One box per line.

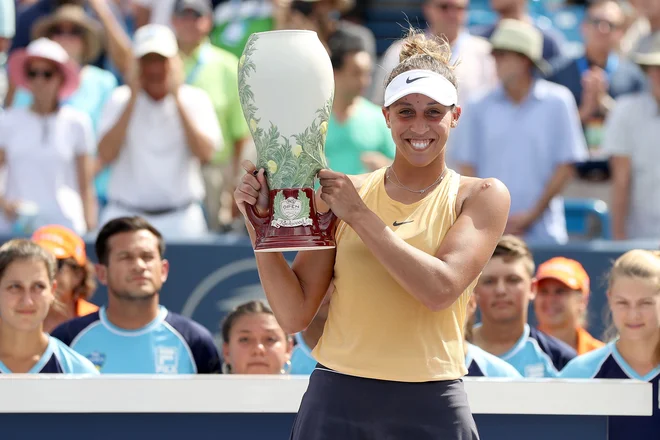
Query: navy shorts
xmin=290 ymin=364 xmax=480 ymax=440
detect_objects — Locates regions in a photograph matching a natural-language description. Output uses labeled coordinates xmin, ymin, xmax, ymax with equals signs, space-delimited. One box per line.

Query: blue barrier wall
xmin=0 ymin=413 xmax=610 ymax=440
xmin=5 ymin=234 xmax=656 ymax=344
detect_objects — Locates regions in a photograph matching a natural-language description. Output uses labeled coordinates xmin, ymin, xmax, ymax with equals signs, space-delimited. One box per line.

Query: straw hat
xmin=7 ymin=38 xmax=80 ymax=100
xmin=490 ymin=19 xmax=550 ymax=75
xmin=31 ymin=5 xmax=103 ymax=65
xmin=633 ymin=33 xmax=660 ymax=67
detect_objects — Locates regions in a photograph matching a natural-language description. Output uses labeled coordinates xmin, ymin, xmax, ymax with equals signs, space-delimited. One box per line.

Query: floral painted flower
xmin=320 ymin=121 xmax=328 ymax=135
xmin=239 ymin=55 xmax=246 ymax=67
xmin=249 ymin=119 xmax=258 ymax=132
xmin=291 ymin=144 xmax=303 ymax=158
xmin=267 ymin=160 xmax=278 ymax=174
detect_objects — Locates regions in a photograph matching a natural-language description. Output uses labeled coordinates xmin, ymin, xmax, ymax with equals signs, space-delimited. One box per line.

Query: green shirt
xmin=325 ymin=98 xmax=396 ymax=175
xmin=182 ymin=41 xmax=250 ymax=165
xmin=210 ymin=0 xmax=274 ymax=58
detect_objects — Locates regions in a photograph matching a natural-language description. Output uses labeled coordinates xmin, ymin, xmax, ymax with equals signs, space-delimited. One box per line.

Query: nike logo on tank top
xmin=313 ymin=167 xmax=476 ymax=382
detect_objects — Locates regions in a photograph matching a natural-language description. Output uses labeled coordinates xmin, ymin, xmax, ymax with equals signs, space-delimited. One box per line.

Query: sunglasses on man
xmin=586 ymin=16 xmax=620 ymax=32
xmin=49 ymin=25 xmax=85 ymax=37
xmin=175 ymin=8 xmax=204 ymax=19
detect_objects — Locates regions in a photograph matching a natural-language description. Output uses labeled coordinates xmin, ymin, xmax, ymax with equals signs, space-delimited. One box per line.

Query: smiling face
xmin=608 ymin=276 xmax=660 ymax=343
xmin=535 ymin=278 xmax=586 ymax=331
xmin=382 ymin=93 xmax=460 ymax=168
xmin=222 ymin=313 xmax=292 ymax=374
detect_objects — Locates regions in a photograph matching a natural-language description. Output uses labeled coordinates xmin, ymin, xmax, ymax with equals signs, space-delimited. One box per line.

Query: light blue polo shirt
xmin=450 ymin=79 xmax=589 ymax=244
xmin=559 ymin=342 xmax=660 ymax=439
xmin=290 ymin=333 xmax=317 ymax=375
xmin=472 ymin=324 xmax=577 ymax=377
xmin=0 ymin=336 xmax=98 ymax=374
xmin=51 ymin=306 xmax=221 ymax=374
xmin=466 ymin=342 xmax=522 ymax=378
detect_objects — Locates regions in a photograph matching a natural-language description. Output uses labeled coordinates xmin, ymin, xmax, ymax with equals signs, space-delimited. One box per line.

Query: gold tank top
xmin=313 ymin=167 xmax=475 ymax=382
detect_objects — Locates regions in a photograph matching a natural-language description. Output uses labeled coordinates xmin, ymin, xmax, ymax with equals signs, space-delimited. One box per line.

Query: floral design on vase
xmin=238 ymin=33 xmax=333 ymax=192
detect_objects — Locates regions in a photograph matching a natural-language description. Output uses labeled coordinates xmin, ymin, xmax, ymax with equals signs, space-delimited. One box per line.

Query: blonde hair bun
xmin=386 ymin=27 xmax=459 ymax=95
xmin=398 ymin=29 xmax=454 ymax=69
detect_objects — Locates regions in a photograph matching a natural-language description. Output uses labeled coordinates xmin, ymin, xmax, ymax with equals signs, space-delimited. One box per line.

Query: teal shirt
xmin=324 ymin=98 xmax=396 ymax=175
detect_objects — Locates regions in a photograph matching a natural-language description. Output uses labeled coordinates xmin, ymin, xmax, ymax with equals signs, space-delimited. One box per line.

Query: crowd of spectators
xmin=0 ymin=214 xmax=655 ymax=382
xmin=1 ymin=0 xmax=659 ymax=244
xmin=0 ymin=5 xmax=658 ymax=436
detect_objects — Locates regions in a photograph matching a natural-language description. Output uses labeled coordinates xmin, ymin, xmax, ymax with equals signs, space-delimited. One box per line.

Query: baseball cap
xmin=32 ymin=225 xmax=87 ymax=267
xmin=133 ymin=24 xmax=178 ymax=59
xmin=174 ymin=0 xmax=213 ymax=16
xmin=535 ymin=257 xmax=590 ymax=297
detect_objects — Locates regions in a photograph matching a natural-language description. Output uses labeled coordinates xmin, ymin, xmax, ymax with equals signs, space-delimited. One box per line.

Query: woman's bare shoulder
xmin=456 ymin=175 xmax=509 ymax=217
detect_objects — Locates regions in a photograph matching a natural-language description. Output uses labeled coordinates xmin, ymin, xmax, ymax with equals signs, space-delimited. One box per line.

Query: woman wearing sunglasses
xmin=0 ymin=37 xmax=96 ymax=235
xmin=9 ymin=4 xmax=118 ymax=210
xmin=10 ymin=4 xmax=116 ymax=129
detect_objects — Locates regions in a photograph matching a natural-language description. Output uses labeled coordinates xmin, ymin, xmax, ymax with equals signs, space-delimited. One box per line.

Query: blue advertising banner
xmin=3 ymin=234 xmax=656 ymax=344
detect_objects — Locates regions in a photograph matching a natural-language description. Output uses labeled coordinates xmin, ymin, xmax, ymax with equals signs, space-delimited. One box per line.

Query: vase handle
xmin=246 ymin=204 xmax=270 ymax=239
xmin=317 ymin=209 xmax=338 ymax=236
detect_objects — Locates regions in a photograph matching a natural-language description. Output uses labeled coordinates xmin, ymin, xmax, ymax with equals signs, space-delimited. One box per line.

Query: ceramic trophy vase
xmin=238 ymin=30 xmax=337 ymax=252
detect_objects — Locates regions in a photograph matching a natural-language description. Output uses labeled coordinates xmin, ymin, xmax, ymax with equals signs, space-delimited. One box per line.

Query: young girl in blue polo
xmin=0 ymin=239 xmax=98 ymax=374
xmin=559 ymin=249 xmax=660 ymax=439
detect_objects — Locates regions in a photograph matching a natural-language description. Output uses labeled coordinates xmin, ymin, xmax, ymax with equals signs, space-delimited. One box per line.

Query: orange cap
xmin=535 ymin=257 xmax=590 ymax=297
xmin=31 ymin=225 xmax=87 ymax=267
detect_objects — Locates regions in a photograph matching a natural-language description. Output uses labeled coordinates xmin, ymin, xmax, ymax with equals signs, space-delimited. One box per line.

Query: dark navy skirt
xmin=290 ymin=364 xmax=480 ymax=440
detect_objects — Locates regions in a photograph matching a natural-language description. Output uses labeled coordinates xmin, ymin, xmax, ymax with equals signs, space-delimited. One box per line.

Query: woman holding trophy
xmin=235 ymin=28 xmax=510 ymax=440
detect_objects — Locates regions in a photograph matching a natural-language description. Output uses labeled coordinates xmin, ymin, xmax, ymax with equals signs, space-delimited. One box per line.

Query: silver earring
xmin=280 ymin=359 xmax=292 ymax=375
xmin=221 ymin=362 xmax=231 ymax=374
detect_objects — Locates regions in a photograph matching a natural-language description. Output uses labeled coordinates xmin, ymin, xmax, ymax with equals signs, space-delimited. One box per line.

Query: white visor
xmin=383 ymin=69 xmax=458 ymax=107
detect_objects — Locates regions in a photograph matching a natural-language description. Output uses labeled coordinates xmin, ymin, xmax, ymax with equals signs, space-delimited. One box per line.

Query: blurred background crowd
xmin=0 ymin=0 xmax=658 ymax=401
xmin=2 ymin=0 xmax=660 ymax=244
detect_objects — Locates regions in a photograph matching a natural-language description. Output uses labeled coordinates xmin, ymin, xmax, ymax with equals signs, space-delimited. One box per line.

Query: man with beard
xmin=51 ymin=216 xmax=221 ymax=374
